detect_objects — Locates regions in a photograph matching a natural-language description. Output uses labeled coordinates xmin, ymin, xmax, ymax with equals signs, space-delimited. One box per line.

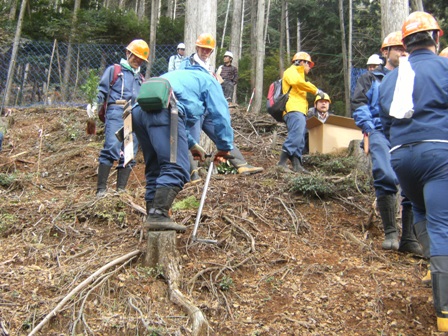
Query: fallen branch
xmin=223 ymin=215 xmax=256 ymax=253
xmin=28 ymin=250 xmax=141 ymax=336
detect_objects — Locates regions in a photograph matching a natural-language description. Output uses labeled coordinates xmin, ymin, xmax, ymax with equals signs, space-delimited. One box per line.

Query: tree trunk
xmin=146 ymin=0 xmax=160 ymax=79
xmin=230 ymin=0 xmax=243 ymax=103
xmin=61 ymin=0 xmax=81 ymax=101
xmin=9 ymin=0 xmax=18 ymax=21
xmin=285 ymin=1 xmax=290 ymax=60
xmin=380 ymin=0 xmax=408 ymax=39
xmin=249 ymin=0 xmax=257 ymax=89
xmin=296 ymin=19 xmax=301 ymax=52
xmin=410 ymin=0 xmax=423 ymax=11
xmin=279 ymin=0 xmax=285 ymax=76
xmin=137 ymin=0 xmax=146 ymax=20
xmin=184 ymin=0 xmax=217 ymax=70
xmin=338 ymin=0 xmax=350 ymax=117
xmin=252 ymin=0 xmax=265 ymax=115
xmin=220 ymin=0 xmax=232 ymax=49
xmin=3 ymin=0 xmax=27 ymax=108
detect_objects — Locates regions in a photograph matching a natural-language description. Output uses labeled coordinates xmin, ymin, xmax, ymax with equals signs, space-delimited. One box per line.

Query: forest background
xmin=0 ymin=0 xmax=447 ymax=116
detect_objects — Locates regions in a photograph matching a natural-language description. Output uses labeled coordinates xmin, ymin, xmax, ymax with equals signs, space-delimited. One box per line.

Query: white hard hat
xmin=366 ymin=54 xmax=383 ymax=65
xmin=224 ymin=51 xmax=234 ymax=58
xmin=177 ymin=43 xmax=185 ymax=49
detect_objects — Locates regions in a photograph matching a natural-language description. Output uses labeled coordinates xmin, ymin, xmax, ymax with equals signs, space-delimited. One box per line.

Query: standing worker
xmin=351 ymin=31 xmax=422 ymax=254
xmin=277 ymin=52 xmax=326 ymax=173
xmin=132 ymin=65 xmax=234 ymax=232
xmin=95 ymin=39 xmax=149 ymax=197
xmin=216 ymin=51 xmax=238 ymax=103
xmin=182 ymin=33 xmax=263 ymax=180
xmin=379 ymin=11 xmax=448 ymax=332
xmin=167 ymin=43 xmax=186 ymax=72
xmin=366 ymin=54 xmax=383 ymax=71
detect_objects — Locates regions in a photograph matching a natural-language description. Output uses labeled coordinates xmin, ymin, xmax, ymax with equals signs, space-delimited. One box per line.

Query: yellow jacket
xmin=282 ymin=64 xmax=318 ymax=116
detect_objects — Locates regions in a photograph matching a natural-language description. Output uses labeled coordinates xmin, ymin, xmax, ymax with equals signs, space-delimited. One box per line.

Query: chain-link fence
xmin=0 ymin=40 xmax=177 ymax=109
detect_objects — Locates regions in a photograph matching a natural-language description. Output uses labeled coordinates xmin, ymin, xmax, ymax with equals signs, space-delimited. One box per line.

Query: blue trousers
xmin=132 ymin=106 xmax=190 ymax=202
xmin=391 ymin=142 xmax=448 ymax=256
xmin=99 ymin=105 xmax=139 ymax=168
xmin=283 ymin=112 xmax=306 ymax=159
xmin=368 ymin=129 xmax=398 ymax=197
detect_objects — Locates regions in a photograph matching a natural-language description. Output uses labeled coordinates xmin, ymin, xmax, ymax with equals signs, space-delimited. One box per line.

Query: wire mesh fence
xmin=0 ymin=40 xmax=177 ymax=109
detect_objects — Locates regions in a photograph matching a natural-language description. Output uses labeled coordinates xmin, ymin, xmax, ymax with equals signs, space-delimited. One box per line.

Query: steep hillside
xmin=0 ymin=106 xmax=436 ymax=335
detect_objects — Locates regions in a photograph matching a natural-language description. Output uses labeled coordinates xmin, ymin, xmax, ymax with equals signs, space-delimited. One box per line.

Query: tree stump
xmin=144 ymin=231 xmax=209 ymax=336
xmin=347 ymin=139 xmax=371 ymax=176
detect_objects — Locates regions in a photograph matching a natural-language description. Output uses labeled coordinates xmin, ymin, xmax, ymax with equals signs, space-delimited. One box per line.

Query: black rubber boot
xmin=414 ymin=220 xmax=430 ymax=259
xmin=398 ymin=205 xmax=423 ymax=255
xmin=116 ymin=166 xmax=132 ymax=191
xmin=291 ymin=156 xmax=310 ymax=174
xmin=146 ymin=187 xmax=186 ymax=232
xmin=376 ymin=194 xmax=399 ymax=250
xmin=278 ymin=151 xmax=290 ymax=168
xmin=96 ymin=164 xmax=112 ymax=197
xmin=431 ymin=256 xmax=448 ymax=332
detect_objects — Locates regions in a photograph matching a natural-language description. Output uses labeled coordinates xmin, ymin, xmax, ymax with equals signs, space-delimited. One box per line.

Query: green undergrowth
xmin=289 ymin=152 xmax=372 ymax=198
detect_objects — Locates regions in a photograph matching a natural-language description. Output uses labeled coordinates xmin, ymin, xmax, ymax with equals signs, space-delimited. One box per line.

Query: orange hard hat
xmin=126 ymin=39 xmax=150 ymax=61
xmin=402 ymin=11 xmax=443 ymax=40
xmin=381 ymin=31 xmax=404 ymax=50
xmin=292 ymin=52 xmax=315 ymax=68
xmin=195 ymin=33 xmax=216 ymax=50
xmin=440 ymin=47 xmax=448 ymax=58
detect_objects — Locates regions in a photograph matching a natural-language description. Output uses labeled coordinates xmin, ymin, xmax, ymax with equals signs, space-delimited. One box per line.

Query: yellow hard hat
xmin=314 ymin=93 xmax=331 ymax=105
xmin=292 ymin=52 xmax=315 ymax=68
xmin=195 ymin=33 xmax=216 ymax=50
xmin=126 ymin=39 xmax=150 ymax=61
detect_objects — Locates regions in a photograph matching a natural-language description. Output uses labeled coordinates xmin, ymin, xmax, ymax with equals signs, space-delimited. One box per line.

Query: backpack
xmin=137 ymin=77 xmax=172 ymax=112
xmin=98 ymin=64 xmax=122 ymax=122
xmin=266 ymin=79 xmax=291 ymax=122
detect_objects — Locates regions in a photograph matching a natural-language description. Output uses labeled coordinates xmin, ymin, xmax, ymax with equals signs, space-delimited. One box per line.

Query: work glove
xmin=212 ymin=150 xmax=232 ymax=164
xmin=315 ymin=89 xmax=327 ymax=99
xmin=190 ymin=144 xmax=207 ymax=161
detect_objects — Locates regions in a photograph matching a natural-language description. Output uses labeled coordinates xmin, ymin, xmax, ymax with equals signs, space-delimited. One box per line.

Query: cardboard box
xmin=306 ymin=115 xmax=363 ymax=154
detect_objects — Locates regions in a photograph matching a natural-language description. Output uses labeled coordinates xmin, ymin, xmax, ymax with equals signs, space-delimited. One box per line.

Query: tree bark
xmin=184 ymin=0 xmax=217 ymax=70
xmin=3 ymin=0 xmax=27 ymax=108
xmin=230 ymin=0 xmax=243 ymax=103
xmin=9 ymin=0 xmax=18 ymax=21
xmin=380 ymin=0 xmax=409 ymax=39
xmin=410 ymin=0 xmax=424 ymax=12
xmin=279 ymin=0 xmax=286 ymax=76
xmin=61 ymin=0 xmax=81 ymax=101
xmin=220 ymin=0 xmax=232 ymax=49
xmin=146 ymin=0 xmax=160 ymax=79
xmin=338 ymin=0 xmax=350 ymax=117
xmin=252 ymin=0 xmax=265 ymax=115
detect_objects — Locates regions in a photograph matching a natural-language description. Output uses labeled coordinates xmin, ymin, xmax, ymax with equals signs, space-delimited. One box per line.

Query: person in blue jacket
xmin=95 ymin=39 xmax=149 ymax=197
xmin=180 ymin=33 xmax=263 ymax=181
xmin=132 ymin=64 xmax=234 ymax=232
xmin=351 ymin=31 xmax=422 ymax=255
xmin=379 ymin=11 xmax=448 ymax=332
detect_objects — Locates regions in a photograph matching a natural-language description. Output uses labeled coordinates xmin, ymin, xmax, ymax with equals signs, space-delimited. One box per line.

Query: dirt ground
xmin=0 ymin=106 xmax=442 ymax=335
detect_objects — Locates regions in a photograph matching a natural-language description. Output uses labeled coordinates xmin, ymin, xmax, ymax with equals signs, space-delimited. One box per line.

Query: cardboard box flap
xmin=306 ymin=115 xmax=359 ymax=130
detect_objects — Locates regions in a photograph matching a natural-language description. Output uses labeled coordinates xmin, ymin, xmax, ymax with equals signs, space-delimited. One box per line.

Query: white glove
xmin=190 ymin=144 xmax=207 ymax=161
